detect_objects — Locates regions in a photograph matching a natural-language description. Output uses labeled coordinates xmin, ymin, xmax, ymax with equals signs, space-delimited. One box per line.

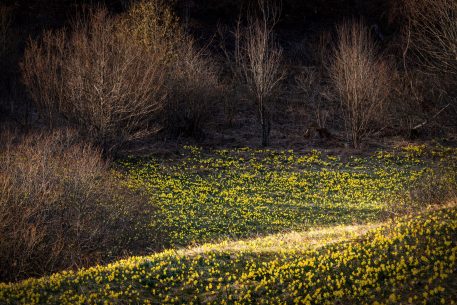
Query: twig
xmin=412 ymin=103 xmax=450 ymax=130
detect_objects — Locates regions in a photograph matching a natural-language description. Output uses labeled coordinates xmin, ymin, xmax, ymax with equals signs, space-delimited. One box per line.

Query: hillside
xmin=1 ymin=145 xmax=456 ymax=304
xmin=1 ymin=205 xmax=456 ymax=304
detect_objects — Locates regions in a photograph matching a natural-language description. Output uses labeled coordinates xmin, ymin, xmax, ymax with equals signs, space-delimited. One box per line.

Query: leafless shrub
xmin=165 ymin=39 xmax=221 ymax=137
xmin=402 ymin=0 xmax=457 ymax=126
xmin=295 ymin=67 xmax=321 ymax=105
xmin=386 ymin=69 xmax=455 ymax=137
xmin=295 ymin=67 xmax=333 ymax=131
xmin=120 ymin=0 xmax=221 ymax=138
xmin=329 ymin=20 xmax=394 ymax=148
xmin=293 ymin=66 xmax=346 ymax=143
xmin=22 ymin=31 xmax=65 ymax=124
xmin=391 ymin=159 xmax=457 ymax=217
xmin=119 ymin=0 xmax=184 ymax=63
xmin=234 ymin=0 xmax=285 ymax=146
xmin=388 ymin=72 xmax=426 ymax=135
xmin=404 ymin=0 xmax=457 ymax=80
xmin=291 ymin=31 xmax=343 ymax=137
xmin=0 ymin=129 xmax=161 ymax=282
xmin=21 ymin=9 xmax=167 ymax=153
xmin=218 ymin=22 xmax=245 ymax=127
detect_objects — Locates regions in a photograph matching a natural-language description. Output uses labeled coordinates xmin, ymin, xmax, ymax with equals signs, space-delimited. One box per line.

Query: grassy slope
xmin=1 ymin=145 xmax=456 ymax=304
xmin=0 ymin=205 xmax=456 ymax=304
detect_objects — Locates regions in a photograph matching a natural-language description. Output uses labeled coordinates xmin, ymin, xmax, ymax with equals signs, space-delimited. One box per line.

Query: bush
xmin=165 ymin=40 xmax=221 ymax=138
xmin=403 ymin=0 xmax=457 ymax=127
xmin=0 ymin=129 xmax=161 ymax=282
xmin=404 ymin=0 xmax=457 ymax=80
xmin=294 ymin=67 xmax=335 ymax=129
xmin=119 ymin=0 xmax=184 ymax=64
xmin=329 ymin=20 xmax=393 ymax=148
xmin=120 ymin=0 xmax=221 ymax=138
xmin=21 ymin=9 xmax=167 ymax=153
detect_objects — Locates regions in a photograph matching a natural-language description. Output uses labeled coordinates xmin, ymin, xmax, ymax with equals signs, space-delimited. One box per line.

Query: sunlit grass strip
xmin=187 ymin=223 xmax=381 ymax=255
xmin=1 ymin=205 xmax=456 ymax=304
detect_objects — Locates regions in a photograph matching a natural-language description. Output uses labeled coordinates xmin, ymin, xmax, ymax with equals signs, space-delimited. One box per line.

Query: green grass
xmin=1 ymin=144 xmax=456 ymax=304
xmin=120 ymin=145 xmax=440 ymax=246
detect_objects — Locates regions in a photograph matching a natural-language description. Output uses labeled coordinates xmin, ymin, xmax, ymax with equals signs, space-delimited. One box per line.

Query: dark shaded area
xmin=2 ymin=0 xmax=454 ymax=147
xmin=185 ymin=0 xmax=391 ymax=23
xmin=0 ymin=0 xmax=401 ymax=119
xmin=4 ymin=0 xmax=400 ymax=40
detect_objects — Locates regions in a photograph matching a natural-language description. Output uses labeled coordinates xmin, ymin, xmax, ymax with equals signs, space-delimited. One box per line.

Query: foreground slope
xmin=1 ymin=205 xmax=456 ymax=305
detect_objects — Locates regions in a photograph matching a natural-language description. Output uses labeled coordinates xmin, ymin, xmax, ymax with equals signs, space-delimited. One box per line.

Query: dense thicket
xmin=0 ymin=129 xmax=163 ymax=282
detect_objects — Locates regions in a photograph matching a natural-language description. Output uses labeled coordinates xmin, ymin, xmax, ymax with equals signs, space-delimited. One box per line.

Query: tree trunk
xmin=260 ymin=102 xmax=271 ymax=147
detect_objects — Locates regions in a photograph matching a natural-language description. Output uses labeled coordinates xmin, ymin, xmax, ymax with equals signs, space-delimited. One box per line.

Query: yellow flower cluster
xmin=1 ymin=206 xmax=456 ymax=304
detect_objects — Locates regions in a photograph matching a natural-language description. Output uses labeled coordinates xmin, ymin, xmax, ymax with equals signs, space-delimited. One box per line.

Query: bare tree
xmin=236 ymin=0 xmax=285 ymax=146
xmin=120 ymin=0 xmax=221 ymax=139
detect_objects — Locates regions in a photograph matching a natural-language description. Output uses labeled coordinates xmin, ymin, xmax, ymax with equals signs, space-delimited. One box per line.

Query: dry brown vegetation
xmin=380 ymin=0 xmax=457 ymax=135
xmin=165 ymin=40 xmax=221 ymax=138
xmin=294 ymin=66 xmax=336 ymax=134
xmin=405 ymin=0 xmax=457 ymax=80
xmin=0 ymin=129 xmax=161 ymax=282
xmin=22 ymin=9 xmax=167 ymax=153
xmin=119 ymin=0 xmax=222 ymax=138
xmin=14 ymin=0 xmax=456 ymax=149
xmin=119 ymin=0 xmax=183 ymax=63
xmin=328 ymin=20 xmax=394 ymax=148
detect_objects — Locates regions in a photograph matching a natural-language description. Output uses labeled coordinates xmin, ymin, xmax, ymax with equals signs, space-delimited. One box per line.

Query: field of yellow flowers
xmin=1 ymin=144 xmax=456 ymax=304
xmin=120 ymin=145 xmax=451 ymax=246
xmin=1 ymin=205 xmax=456 ymax=304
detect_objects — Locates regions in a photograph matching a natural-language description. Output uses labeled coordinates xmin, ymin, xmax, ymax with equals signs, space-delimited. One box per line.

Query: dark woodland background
xmin=0 ymin=0 xmax=455 ymax=150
